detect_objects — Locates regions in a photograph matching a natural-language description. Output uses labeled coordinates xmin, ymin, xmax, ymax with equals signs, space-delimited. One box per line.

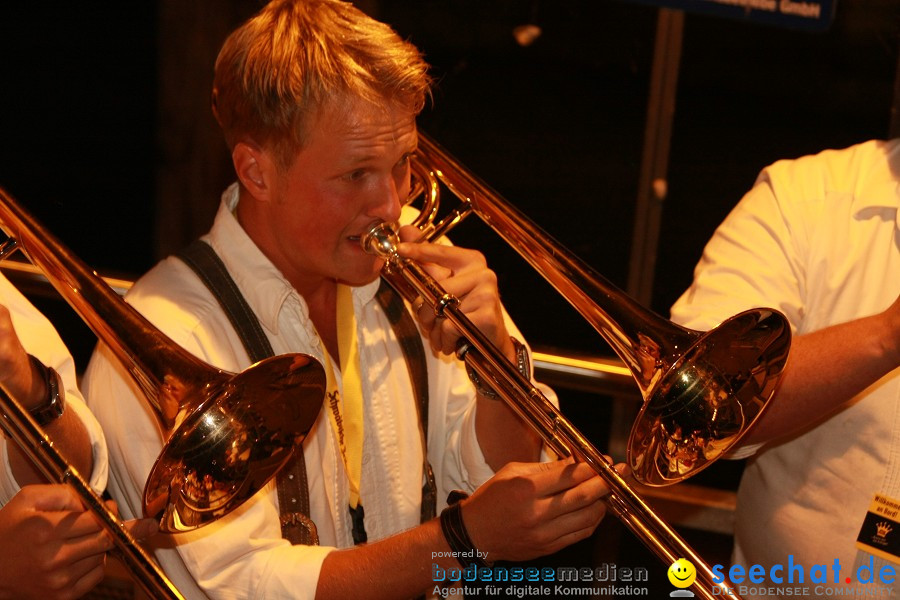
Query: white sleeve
xmin=0 ymin=273 xmax=107 ymax=504
xmin=670 ymin=166 xmax=807 ymax=335
xmin=669 ymin=163 xmax=812 ymax=459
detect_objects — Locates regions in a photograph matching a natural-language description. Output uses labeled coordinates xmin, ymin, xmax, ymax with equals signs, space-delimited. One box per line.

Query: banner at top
xmin=623 ymin=0 xmax=837 ymax=31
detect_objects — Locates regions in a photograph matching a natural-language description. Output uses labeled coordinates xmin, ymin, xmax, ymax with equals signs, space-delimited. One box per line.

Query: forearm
xmin=472 ymin=338 xmax=542 ymax=469
xmin=741 ymin=309 xmax=900 ymax=445
xmin=475 ymin=396 xmax=542 ymax=469
xmin=7 ymin=409 xmax=92 ymax=486
xmin=316 ymin=519 xmax=459 ymax=600
xmin=2 ymin=349 xmax=94 ymax=486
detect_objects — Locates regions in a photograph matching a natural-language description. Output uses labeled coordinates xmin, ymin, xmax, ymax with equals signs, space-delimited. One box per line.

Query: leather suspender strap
xmin=177 ymin=241 xmax=273 ymax=360
xmin=178 ymin=240 xmax=317 ymax=545
xmin=177 ymin=240 xmax=436 ymax=543
xmin=375 ymin=280 xmax=436 ymax=523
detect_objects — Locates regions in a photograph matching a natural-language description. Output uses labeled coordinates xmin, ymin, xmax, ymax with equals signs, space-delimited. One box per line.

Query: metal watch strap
xmin=465 ymin=337 xmax=530 ymax=399
xmin=27 ymin=354 xmax=65 ymax=427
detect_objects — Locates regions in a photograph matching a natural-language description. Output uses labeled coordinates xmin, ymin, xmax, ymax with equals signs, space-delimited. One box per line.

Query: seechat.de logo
xmin=668 ymin=558 xmax=697 ymax=598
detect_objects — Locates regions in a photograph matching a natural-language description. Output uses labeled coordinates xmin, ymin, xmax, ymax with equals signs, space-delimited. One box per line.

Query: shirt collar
xmin=205 ymin=183 xmax=381 ymax=332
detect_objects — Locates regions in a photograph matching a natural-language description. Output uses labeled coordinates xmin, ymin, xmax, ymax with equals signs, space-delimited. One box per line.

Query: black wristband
xmin=27 ymin=355 xmax=65 ymax=427
xmin=439 ymin=490 xmax=490 ymax=568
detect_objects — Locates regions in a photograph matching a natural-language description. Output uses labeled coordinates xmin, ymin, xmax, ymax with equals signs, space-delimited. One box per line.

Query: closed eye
xmin=396 ymin=152 xmax=415 ymax=168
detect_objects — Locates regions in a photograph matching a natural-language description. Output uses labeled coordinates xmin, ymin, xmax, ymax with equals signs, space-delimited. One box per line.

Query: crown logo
xmin=876 ymin=522 xmax=894 ymax=538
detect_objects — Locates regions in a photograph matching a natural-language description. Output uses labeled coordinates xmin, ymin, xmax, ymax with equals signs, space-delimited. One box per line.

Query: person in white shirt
xmin=0 ymin=270 xmax=154 ymax=599
xmin=83 ymin=1 xmax=615 ymax=598
xmin=670 ymin=139 xmax=900 ymax=598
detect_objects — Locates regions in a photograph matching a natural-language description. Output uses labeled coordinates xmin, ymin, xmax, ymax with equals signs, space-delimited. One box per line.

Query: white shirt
xmin=84 ymin=184 xmax=539 ymax=600
xmin=0 ymin=271 xmax=107 ymax=502
xmin=670 ymin=139 xmax=900 ymax=596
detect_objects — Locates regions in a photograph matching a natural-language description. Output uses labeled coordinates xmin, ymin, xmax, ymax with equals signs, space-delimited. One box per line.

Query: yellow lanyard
xmin=322 ymin=284 xmax=365 ymax=509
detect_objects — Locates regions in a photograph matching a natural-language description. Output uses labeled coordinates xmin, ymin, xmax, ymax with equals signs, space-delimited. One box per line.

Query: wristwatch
xmin=465 ymin=337 xmax=531 ymax=399
xmin=27 ymin=354 xmax=65 ymax=427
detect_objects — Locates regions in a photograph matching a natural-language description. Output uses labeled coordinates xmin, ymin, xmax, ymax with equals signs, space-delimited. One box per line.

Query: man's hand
xmin=0 ymin=484 xmax=158 ymax=600
xmin=396 ymin=225 xmax=515 ymax=360
xmin=459 ymin=458 xmax=619 ymax=563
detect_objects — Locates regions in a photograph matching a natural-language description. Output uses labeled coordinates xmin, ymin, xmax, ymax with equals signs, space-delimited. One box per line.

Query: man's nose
xmin=368 ymin=177 xmax=404 ymax=223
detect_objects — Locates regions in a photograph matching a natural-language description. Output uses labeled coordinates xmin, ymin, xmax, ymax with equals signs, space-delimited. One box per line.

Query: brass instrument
xmin=362 ymin=133 xmax=791 ymax=600
xmin=0 ymin=189 xmax=326 ymax=588
xmin=0 ymin=385 xmax=184 ymax=599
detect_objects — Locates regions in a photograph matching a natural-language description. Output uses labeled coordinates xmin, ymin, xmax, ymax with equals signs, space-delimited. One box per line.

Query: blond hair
xmin=212 ymin=0 xmax=432 ymax=166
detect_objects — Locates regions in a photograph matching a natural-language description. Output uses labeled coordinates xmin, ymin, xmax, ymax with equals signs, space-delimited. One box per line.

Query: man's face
xmin=259 ymin=98 xmax=417 ymax=292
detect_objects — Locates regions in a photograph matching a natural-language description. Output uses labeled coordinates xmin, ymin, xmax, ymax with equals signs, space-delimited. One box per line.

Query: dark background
xmin=1 ymin=0 xmax=897 ymax=361
xmin=1 ymin=1 xmax=899 ymax=596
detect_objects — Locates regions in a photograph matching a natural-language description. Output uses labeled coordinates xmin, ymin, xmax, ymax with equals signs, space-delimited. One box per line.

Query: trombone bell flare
xmin=374 ymin=133 xmax=793 ymax=600
xmin=628 ymin=307 xmax=790 ymax=485
xmin=412 ymin=132 xmax=791 ymax=485
xmin=144 ymin=354 xmax=327 ymax=532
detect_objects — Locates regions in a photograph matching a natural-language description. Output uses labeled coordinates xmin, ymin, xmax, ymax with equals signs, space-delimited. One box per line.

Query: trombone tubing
xmin=0 ymin=386 xmax=184 ymax=600
xmin=366 ymin=229 xmax=736 ymax=600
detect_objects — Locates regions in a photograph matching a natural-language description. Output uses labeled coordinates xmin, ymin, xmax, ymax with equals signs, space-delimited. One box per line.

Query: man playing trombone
xmin=83 ymin=1 xmax=615 ymax=599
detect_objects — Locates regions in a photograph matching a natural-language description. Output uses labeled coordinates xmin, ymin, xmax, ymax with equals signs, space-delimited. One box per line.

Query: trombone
xmin=0 ymin=385 xmax=184 ymax=600
xmin=362 ymin=133 xmax=792 ymax=600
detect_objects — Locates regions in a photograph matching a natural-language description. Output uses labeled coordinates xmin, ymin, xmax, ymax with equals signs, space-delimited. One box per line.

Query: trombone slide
xmin=363 ymin=223 xmax=736 ymax=600
xmin=362 ymin=133 xmax=790 ymax=599
xmin=0 ymin=385 xmax=184 ymax=600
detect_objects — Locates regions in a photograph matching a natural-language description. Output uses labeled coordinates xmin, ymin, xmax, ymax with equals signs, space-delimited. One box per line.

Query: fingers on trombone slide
xmin=124 ymin=517 xmax=160 ymax=541
xmin=555 ymin=455 xmax=628 ymax=489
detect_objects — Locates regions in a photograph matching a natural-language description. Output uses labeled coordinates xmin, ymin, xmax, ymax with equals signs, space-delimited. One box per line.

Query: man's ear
xmin=232 ymin=142 xmax=276 ymax=201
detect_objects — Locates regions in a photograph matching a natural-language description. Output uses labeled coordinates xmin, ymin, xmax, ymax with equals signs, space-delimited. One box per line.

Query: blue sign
xmin=622 ymin=0 xmax=837 ymax=31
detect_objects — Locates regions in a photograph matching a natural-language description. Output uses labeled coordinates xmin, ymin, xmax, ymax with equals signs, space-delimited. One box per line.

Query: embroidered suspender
xmin=375 ymin=283 xmax=437 ymax=524
xmin=177 ymin=240 xmax=436 ymax=545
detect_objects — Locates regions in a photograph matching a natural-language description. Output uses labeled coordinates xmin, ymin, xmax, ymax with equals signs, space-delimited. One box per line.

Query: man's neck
xmin=305 ymin=280 xmax=339 ymax=362
xmin=233 ymin=188 xmax=342 ymax=359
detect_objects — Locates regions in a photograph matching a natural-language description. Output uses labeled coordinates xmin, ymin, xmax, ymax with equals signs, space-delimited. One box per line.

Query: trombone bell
xmin=144 ymin=354 xmax=325 ymax=531
xmin=373 ymin=133 xmax=792 ymax=600
xmin=629 ymin=307 xmax=789 ymax=485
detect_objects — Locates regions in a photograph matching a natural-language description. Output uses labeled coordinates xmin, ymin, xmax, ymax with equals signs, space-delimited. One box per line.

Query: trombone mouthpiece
xmin=361 ymin=222 xmax=400 ymax=259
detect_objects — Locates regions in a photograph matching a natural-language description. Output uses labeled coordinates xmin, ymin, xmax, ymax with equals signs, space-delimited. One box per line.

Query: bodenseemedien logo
xmin=431 ymin=562 xmax=650 ymax=597
xmin=668 ymin=558 xmax=697 ymax=598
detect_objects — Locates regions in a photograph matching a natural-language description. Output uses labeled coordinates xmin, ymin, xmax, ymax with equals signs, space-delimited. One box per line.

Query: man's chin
xmin=336 ymin=254 xmax=386 ymax=287
xmin=344 ymin=276 xmax=380 ymax=288
xmin=340 ymin=267 xmax=384 ymax=288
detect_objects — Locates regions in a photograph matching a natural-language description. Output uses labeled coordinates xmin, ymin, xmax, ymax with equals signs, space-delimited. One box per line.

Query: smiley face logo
xmin=668 ymin=558 xmax=697 ymax=588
